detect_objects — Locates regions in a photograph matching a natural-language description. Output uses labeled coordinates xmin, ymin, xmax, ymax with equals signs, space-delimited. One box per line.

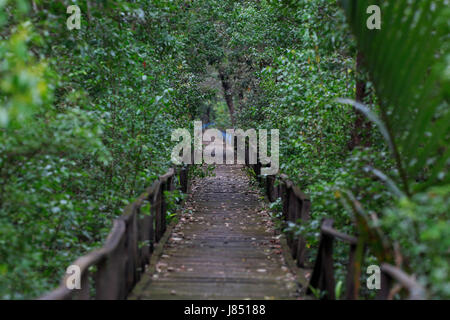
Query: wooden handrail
xmin=39 ymin=165 xmax=190 ymax=300
xmin=310 ymin=219 xmax=425 ymax=300
xmin=321 ymin=224 xmax=357 ymax=245
xmin=246 ymin=158 xmax=426 ymax=300
xmin=40 ymin=219 xmax=126 ymax=300
xmin=378 ymin=263 xmax=426 ymax=300
xmin=43 ymin=156 xmax=425 ymax=300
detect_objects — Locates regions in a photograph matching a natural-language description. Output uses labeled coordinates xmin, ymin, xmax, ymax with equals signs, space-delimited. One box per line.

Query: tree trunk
xmin=219 ymin=68 xmax=236 ymax=126
xmin=86 ymin=0 xmax=92 ymax=24
xmin=206 ymin=106 xmax=211 ymax=124
xmin=349 ymin=52 xmax=370 ymax=150
xmin=31 ymin=0 xmax=38 ymax=12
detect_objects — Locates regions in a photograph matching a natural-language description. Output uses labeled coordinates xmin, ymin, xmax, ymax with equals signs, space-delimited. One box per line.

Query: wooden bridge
xmin=130 ymin=164 xmax=298 ymax=300
xmin=40 ymin=144 xmax=425 ymax=300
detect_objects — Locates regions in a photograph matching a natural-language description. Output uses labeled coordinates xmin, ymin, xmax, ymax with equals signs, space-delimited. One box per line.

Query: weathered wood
xmin=39 ymin=167 xmax=187 ymax=300
xmin=179 ymin=166 xmax=189 ymax=193
xmin=307 ymin=219 xmax=336 ymax=299
xmin=40 ymin=154 xmax=426 ymax=301
xmin=322 ymin=240 xmax=335 ymax=298
xmin=77 ymin=271 xmax=91 ymax=300
xmin=287 ymin=191 xmax=299 ymax=259
xmin=137 ymin=205 xmax=151 ymax=268
xmin=121 ymin=204 xmax=140 ymax=292
xmin=249 ymin=161 xmax=425 ymax=300
xmin=95 ymin=221 xmax=126 ymax=299
xmin=151 ymin=182 xmax=164 ymax=242
xmin=345 ymin=243 xmax=358 ymax=300
xmin=376 ymin=263 xmax=425 ymax=300
xmin=322 ymin=225 xmax=357 ymax=244
xmin=265 ymin=175 xmax=278 ymax=202
xmin=280 ymin=182 xmax=290 ymax=221
xmin=296 ymin=198 xmax=310 ymax=267
xmin=130 ymin=165 xmax=298 ymax=300
xmin=377 ymin=267 xmax=391 ymax=300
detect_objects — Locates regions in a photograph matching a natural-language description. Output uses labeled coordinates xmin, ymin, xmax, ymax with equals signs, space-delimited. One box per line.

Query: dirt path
xmin=130 ymin=164 xmax=298 ymax=300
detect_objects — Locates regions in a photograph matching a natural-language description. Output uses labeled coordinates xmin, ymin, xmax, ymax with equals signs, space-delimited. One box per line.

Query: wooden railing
xmin=247 ymin=158 xmax=425 ymax=300
xmin=39 ymin=166 xmax=189 ymax=300
xmin=39 ymin=139 xmax=425 ymax=300
xmin=306 ymin=218 xmax=426 ymax=300
xmin=307 ymin=218 xmax=359 ymax=300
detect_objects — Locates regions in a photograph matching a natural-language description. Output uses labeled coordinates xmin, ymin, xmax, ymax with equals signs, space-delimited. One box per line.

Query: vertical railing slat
xmin=76 ymin=271 xmax=91 ymax=300
xmin=345 ymin=243 xmax=358 ymax=300
xmin=152 ymin=183 xmax=163 ymax=242
xmin=296 ymin=198 xmax=310 ymax=267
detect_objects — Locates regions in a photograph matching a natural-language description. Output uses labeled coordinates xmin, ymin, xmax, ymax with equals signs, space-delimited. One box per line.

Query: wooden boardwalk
xmin=129 ymin=164 xmax=298 ymax=300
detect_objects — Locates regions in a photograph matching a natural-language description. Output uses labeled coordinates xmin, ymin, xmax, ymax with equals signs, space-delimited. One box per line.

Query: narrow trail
xmin=130 ymin=164 xmax=298 ymax=300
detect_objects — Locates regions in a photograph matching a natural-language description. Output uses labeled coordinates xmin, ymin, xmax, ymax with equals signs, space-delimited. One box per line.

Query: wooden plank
xmin=130 ymin=165 xmax=298 ymax=300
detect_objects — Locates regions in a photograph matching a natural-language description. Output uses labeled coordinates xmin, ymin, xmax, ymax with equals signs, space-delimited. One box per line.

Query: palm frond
xmin=340 ymin=0 xmax=449 ymax=195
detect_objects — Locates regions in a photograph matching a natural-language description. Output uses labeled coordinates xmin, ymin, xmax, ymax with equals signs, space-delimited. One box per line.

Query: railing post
xmin=117 ymin=233 xmax=127 ymax=299
xmin=179 ymin=166 xmax=188 ymax=193
xmin=39 ymin=167 xmax=189 ymax=300
xmin=296 ymin=198 xmax=310 ymax=267
xmin=255 ymin=162 xmax=261 ymax=183
xmin=345 ymin=243 xmax=358 ymax=300
xmin=148 ymin=204 xmax=155 ymax=254
xmin=245 ymin=141 xmax=249 ymax=165
xmin=138 ymin=204 xmax=151 ymax=268
xmin=112 ymin=229 xmax=127 ymax=300
xmin=376 ymin=270 xmax=391 ymax=300
xmin=76 ymin=271 xmax=91 ymax=300
xmin=280 ymin=182 xmax=289 ymax=221
xmin=287 ymin=191 xmax=299 ymax=259
xmin=121 ymin=206 xmax=139 ymax=294
xmin=160 ymin=180 xmax=168 ymax=236
xmin=266 ymin=175 xmax=276 ymax=202
xmin=321 ymin=228 xmax=336 ymax=299
xmin=95 ymin=256 xmax=117 ymax=300
xmin=308 ymin=219 xmax=336 ymax=299
xmin=151 ymin=182 xmax=163 ymax=243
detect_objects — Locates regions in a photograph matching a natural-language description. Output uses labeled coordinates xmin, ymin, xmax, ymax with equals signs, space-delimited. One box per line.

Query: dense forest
xmin=0 ymin=0 xmax=448 ymax=299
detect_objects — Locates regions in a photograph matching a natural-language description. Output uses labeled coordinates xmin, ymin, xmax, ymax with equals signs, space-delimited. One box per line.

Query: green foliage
xmin=0 ymin=0 xmax=448 ymax=300
xmin=338 ymin=0 xmax=450 ymax=298
xmin=164 ymin=189 xmax=185 ymax=224
xmin=340 ymin=0 xmax=449 ymax=195
xmin=0 ymin=0 xmax=204 ymax=298
xmin=189 ymin=163 xmax=216 ymax=179
xmin=381 ymin=186 xmax=450 ymax=298
xmin=230 ymin=0 xmax=449 ymax=298
xmin=335 ymin=280 xmax=343 ymax=300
